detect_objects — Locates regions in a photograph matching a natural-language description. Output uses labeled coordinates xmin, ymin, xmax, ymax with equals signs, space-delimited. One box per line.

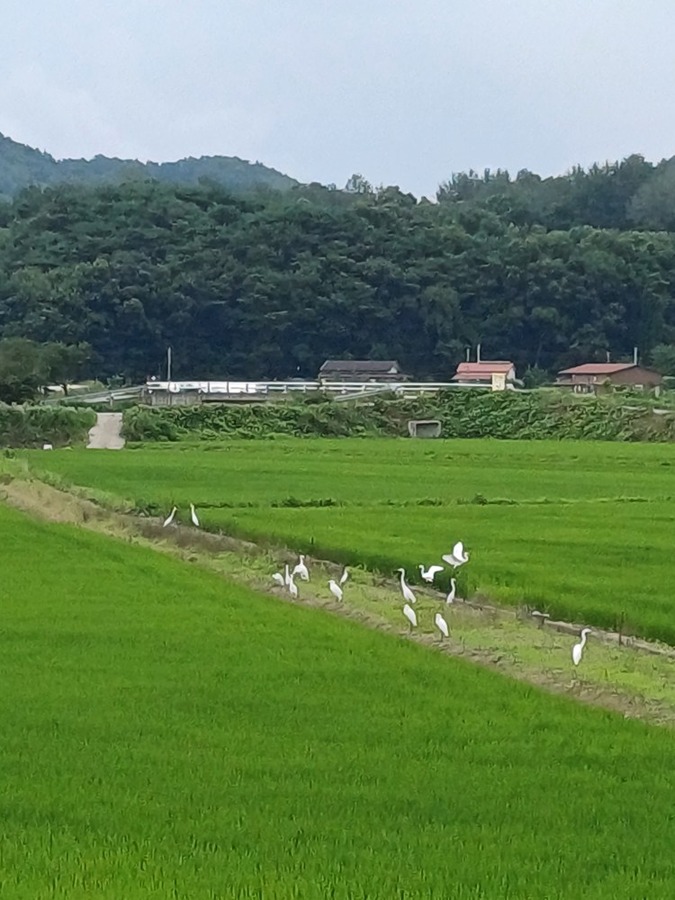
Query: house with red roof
xmin=452 ymin=360 xmax=517 ymax=386
xmin=555 ymin=363 xmax=662 ymax=393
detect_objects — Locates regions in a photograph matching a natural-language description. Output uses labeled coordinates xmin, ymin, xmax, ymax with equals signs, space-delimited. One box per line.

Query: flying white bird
xmin=328 ymin=579 xmax=343 ymax=602
xmin=272 ymin=572 xmax=285 ymax=586
xmin=292 ymin=555 xmax=310 ymax=582
xmin=403 ymin=603 xmax=417 ymax=630
xmin=442 ymin=541 xmax=469 ymax=569
xmin=572 ymin=628 xmax=592 ymax=666
xmin=288 ymin=574 xmax=298 ymax=599
xmin=435 ymin=612 xmax=449 ymax=639
xmin=339 ymin=567 xmax=349 ymax=586
xmin=419 ymin=564 xmax=444 ymax=583
xmin=396 ymin=568 xmax=417 ymax=604
xmin=190 ymin=503 xmax=200 ymax=527
xmin=162 ymin=506 xmax=177 ymax=527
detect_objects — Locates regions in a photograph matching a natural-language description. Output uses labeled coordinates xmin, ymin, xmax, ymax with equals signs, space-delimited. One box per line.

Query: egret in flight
xmin=396 ymin=568 xmax=417 ymax=604
xmin=445 ymin=578 xmax=457 ymax=604
xmin=572 ymin=628 xmax=592 ymax=666
xmin=190 ymin=503 xmax=200 ymax=527
xmin=442 ymin=541 xmax=469 ymax=569
xmin=434 ymin=612 xmax=449 ymax=640
xmin=162 ymin=506 xmax=177 ymax=527
xmin=293 ymin=555 xmax=310 ymax=582
xmin=328 ymin=579 xmax=343 ymax=602
xmin=419 ymin=564 xmax=444 ymax=583
xmin=403 ymin=603 xmax=417 ymax=630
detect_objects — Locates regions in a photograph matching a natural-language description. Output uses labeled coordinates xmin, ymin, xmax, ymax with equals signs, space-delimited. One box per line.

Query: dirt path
xmin=87 ymin=412 xmax=125 ymax=449
xmin=1 ymin=474 xmax=674 ymax=729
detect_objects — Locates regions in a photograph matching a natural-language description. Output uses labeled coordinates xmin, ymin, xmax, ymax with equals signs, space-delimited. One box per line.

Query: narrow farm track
xmin=2 ymin=474 xmax=674 ymax=729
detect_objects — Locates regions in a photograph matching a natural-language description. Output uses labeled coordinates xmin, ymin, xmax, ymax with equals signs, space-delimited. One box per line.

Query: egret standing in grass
xmin=339 ymin=567 xmax=349 ymax=587
xmin=403 ymin=603 xmax=417 ymax=631
xmin=445 ymin=578 xmax=457 ymax=604
xmin=442 ymin=541 xmax=469 ymax=569
xmin=288 ymin=574 xmax=298 ymax=599
xmin=572 ymin=628 xmax=592 ymax=667
xmin=328 ymin=579 xmax=343 ymax=602
xmin=434 ymin=612 xmax=449 ymax=640
xmin=272 ymin=572 xmax=285 ymax=586
xmin=293 ymin=555 xmax=310 ymax=582
xmin=190 ymin=503 xmax=200 ymax=527
xmin=284 ymin=564 xmax=291 ymax=586
xmin=419 ymin=564 xmax=444 ymax=584
xmin=396 ymin=568 xmax=417 ymax=604
xmin=162 ymin=506 xmax=177 ymax=528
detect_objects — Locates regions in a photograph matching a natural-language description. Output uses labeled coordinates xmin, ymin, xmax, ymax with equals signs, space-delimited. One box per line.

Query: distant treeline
xmin=1 ymin=159 xmax=675 ymax=382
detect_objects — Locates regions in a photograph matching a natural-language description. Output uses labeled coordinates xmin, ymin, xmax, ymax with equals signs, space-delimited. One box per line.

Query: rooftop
xmin=558 ymin=363 xmax=637 ymax=375
xmin=319 ymin=359 xmax=402 ymax=373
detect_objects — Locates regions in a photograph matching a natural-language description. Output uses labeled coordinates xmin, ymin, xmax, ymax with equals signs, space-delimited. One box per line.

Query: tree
xmin=0 ymin=338 xmax=45 ymax=403
xmin=42 ymin=342 xmax=91 ymax=394
xmin=650 ymin=344 xmax=675 ymax=376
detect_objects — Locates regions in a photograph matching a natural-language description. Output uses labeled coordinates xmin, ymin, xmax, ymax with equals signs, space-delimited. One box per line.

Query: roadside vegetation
xmin=122 ymin=390 xmax=675 ymax=443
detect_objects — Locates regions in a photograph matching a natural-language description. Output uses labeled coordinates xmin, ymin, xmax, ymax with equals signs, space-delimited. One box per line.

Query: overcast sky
xmin=1 ymin=0 xmax=674 ymax=198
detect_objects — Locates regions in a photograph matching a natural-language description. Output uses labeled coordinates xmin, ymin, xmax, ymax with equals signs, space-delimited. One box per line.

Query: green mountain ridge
xmin=0 ymin=132 xmax=299 ymax=199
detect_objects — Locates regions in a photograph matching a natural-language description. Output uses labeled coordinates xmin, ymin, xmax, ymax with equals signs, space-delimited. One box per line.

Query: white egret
xmin=162 ymin=506 xmax=177 ymax=527
xmin=190 ymin=503 xmax=200 ymax=527
xmin=434 ymin=612 xmax=449 ymax=640
xmin=442 ymin=541 xmax=469 ymax=569
xmin=328 ymin=579 xmax=343 ymax=602
xmin=272 ymin=572 xmax=285 ymax=586
xmin=42 ymin=442 xmax=53 ymax=451
xmin=445 ymin=578 xmax=457 ymax=604
xmin=419 ymin=564 xmax=444 ymax=583
xmin=572 ymin=628 xmax=592 ymax=666
xmin=284 ymin=564 xmax=291 ymax=586
xmin=339 ymin=567 xmax=349 ymax=586
xmin=403 ymin=603 xmax=417 ymax=630
xmin=292 ymin=555 xmax=310 ymax=582
xmin=288 ymin=574 xmax=298 ymax=599
xmin=396 ymin=568 xmax=417 ymax=604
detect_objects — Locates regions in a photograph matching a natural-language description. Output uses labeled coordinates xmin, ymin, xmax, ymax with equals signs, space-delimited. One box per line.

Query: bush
xmin=0 ymin=404 xmax=97 ymax=447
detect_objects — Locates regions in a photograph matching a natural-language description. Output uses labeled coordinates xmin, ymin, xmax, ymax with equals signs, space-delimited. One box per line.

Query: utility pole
xmin=167 ymin=346 xmax=172 ymax=382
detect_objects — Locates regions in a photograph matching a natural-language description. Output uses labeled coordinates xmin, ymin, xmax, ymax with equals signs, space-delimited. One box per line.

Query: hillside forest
xmin=2 ymin=150 xmax=675 ymax=388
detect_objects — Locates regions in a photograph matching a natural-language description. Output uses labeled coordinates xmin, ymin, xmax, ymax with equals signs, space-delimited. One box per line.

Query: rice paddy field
xmin=26 ymin=438 xmax=675 ymax=643
xmin=2 ymin=500 xmax=675 ymax=898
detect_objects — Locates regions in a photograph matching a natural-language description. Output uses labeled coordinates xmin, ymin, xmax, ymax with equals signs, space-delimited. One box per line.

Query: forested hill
xmin=1 ymin=177 xmax=675 ymax=383
xmin=0 ymin=133 xmax=298 ymax=200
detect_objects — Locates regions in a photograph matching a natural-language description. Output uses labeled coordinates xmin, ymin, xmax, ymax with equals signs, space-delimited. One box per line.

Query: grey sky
xmin=2 ymin=0 xmax=674 ymax=198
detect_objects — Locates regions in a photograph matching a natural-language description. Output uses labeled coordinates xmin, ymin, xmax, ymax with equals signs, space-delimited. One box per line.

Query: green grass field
xmin=25 ymin=438 xmax=675 ymax=643
xmin=27 ymin=438 xmax=675 ymax=507
xmin=2 ymin=501 xmax=675 ymax=898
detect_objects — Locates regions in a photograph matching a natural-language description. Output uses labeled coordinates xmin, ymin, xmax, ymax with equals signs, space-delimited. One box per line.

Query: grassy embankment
xmin=2 ymin=500 xmax=675 ymax=898
xmin=25 ymin=438 xmax=675 ymax=643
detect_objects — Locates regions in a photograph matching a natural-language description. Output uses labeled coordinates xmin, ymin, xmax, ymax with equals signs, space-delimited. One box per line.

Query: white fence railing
xmin=144 ymin=379 xmax=493 ymax=397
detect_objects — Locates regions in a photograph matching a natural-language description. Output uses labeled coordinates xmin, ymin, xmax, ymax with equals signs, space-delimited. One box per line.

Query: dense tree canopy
xmin=1 ymin=169 xmax=675 ymax=382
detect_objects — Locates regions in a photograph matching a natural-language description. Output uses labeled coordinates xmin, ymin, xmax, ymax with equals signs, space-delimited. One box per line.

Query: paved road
xmin=87 ymin=413 xmax=125 ymax=449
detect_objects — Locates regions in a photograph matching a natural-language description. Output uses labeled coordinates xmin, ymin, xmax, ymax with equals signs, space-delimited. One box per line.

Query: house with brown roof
xmin=556 ymin=363 xmax=663 ymax=393
xmin=318 ymin=360 xmax=408 ymax=383
xmin=452 ymin=360 xmax=517 ymax=386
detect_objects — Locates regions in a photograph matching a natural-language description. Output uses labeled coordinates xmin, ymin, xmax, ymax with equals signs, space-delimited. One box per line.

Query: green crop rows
xmin=2 ymin=501 xmax=675 ymax=898
xmin=27 ymin=437 xmax=675 ymax=643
